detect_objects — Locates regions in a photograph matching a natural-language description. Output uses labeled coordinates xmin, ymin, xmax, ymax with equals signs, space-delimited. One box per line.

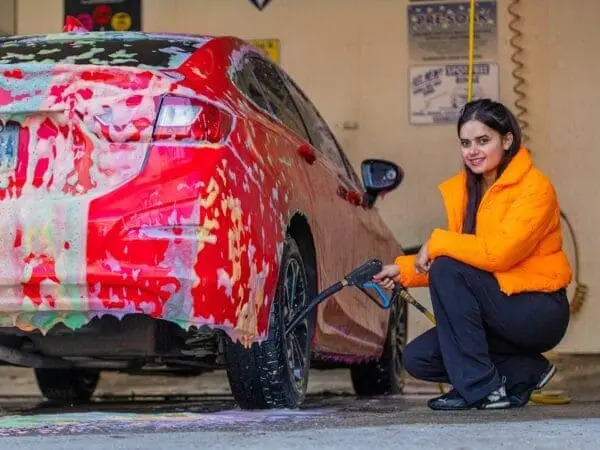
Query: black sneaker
xmin=536 ymin=363 xmax=557 ymax=390
xmin=508 ymin=363 xmax=557 ymax=408
xmin=428 ymin=385 xmax=511 ymax=411
xmin=476 ymin=384 xmax=511 ymax=410
xmin=427 ymin=389 xmax=472 ymax=411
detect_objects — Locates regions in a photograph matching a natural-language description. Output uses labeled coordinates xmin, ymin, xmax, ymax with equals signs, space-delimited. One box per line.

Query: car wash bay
xmin=1 ymin=0 xmax=600 ymax=423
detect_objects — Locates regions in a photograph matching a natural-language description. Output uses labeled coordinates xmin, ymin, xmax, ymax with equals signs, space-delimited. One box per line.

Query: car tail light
xmin=153 ymin=96 xmax=233 ymax=143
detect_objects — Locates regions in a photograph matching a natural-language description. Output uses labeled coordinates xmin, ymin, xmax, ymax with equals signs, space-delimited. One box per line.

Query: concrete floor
xmin=0 ymin=365 xmax=598 ymax=449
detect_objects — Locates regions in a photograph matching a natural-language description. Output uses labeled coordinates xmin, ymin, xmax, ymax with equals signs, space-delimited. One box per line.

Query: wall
xmin=12 ymin=0 xmax=600 ymax=353
xmin=535 ymin=0 xmax=600 ymax=353
xmin=0 ymin=0 xmax=15 ymax=35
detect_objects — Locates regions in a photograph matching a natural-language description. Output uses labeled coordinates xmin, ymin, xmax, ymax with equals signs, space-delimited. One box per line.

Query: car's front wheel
xmin=34 ymin=368 xmax=100 ymax=404
xmin=350 ymin=295 xmax=407 ymax=396
xmin=225 ymin=236 xmax=316 ymax=409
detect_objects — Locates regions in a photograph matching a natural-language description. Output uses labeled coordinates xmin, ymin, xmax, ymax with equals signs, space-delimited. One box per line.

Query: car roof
xmin=0 ymin=31 xmax=221 ymax=44
xmin=0 ymin=32 xmax=249 ymax=70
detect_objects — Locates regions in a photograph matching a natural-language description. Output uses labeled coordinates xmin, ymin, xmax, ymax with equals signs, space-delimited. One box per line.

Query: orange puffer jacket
xmin=395 ymin=147 xmax=572 ymax=295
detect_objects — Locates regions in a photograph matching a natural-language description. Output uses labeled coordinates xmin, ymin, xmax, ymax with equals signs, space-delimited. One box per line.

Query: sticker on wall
xmin=407 ymin=1 xmax=497 ymax=64
xmin=111 ymin=12 xmax=132 ymax=31
xmin=75 ymin=13 xmax=94 ymax=31
xmin=64 ymin=0 xmax=141 ymax=31
xmin=249 ymin=0 xmax=272 ymax=11
xmin=409 ymin=62 xmax=499 ymax=125
xmin=248 ymin=39 xmax=280 ymax=63
xmin=93 ymin=4 xmax=113 ymax=27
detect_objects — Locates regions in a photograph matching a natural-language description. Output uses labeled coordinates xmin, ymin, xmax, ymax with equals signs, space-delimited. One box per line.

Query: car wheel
xmin=350 ymin=296 xmax=407 ymax=396
xmin=225 ymin=236 xmax=316 ymax=409
xmin=34 ymin=368 xmax=100 ymax=404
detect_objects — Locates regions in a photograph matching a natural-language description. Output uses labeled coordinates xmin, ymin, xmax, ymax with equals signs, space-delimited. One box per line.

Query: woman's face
xmin=459 ymin=119 xmax=513 ymax=179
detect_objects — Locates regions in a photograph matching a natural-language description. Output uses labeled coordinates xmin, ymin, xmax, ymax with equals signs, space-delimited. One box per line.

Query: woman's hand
xmin=372 ymin=264 xmax=400 ymax=290
xmin=415 ymin=240 xmax=432 ymax=273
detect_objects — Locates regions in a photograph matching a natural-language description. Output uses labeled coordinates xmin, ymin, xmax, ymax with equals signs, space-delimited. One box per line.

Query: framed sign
xmin=407 ymin=1 xmax=497 ymax=64
xmin=63 ymin=0 xmax=142 ymax=32
xmin=248 ymin=39 xmax=280 ymax=63
xmin=409 ymin=62 xmax=499 ymax=125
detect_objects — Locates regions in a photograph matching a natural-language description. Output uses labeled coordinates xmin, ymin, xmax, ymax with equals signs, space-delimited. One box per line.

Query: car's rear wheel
xmin=350 ymin=296 xmax=407 ymax=396
xmin=225 ymin=236 xmax=316 ymax=409
xmin=34 ymin=368 xmax=100 ymax=404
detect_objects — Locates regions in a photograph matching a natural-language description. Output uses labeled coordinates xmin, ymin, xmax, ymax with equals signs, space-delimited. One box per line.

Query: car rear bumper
xmin=0 ymin=143 xmax=286 ymax=344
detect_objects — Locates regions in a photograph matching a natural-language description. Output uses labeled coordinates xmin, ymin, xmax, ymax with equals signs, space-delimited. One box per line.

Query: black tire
xmin=350 ymin=296 xmax=407 ymax=396
xmin=34 ymin=368 xmax=100 ymax=404
xmin=225 ymin=236 xmax=316 ymax=409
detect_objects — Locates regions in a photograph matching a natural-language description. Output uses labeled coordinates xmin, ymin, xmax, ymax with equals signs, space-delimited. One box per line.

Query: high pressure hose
xmin=560 ymin=211 xmax=589 ymax=315
xmin=508 ymin=0 xmax=530 ymax=144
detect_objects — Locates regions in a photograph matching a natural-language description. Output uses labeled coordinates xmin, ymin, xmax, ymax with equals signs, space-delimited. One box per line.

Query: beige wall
xmin=0 ymin=0 xmax=15 ymax=35
xmin=13 ymin=0 xmax=600 ymax=353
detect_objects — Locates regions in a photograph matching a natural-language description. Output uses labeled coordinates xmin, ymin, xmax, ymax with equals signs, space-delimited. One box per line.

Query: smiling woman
xmin=373 ymin=99 xmax=573 ymax=411
xmin=458 ymin=100 xmax=521 ymax=235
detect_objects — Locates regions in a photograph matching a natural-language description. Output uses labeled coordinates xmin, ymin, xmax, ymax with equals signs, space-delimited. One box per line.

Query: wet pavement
xmin=0 ymin=368 xmax=598 ymax=448
xmin=0 ymin=390 xmax=599 ymax=435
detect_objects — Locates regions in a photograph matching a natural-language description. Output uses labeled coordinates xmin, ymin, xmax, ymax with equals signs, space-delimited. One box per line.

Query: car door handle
xmin=297 ymin=144 xmax=316 ymax=165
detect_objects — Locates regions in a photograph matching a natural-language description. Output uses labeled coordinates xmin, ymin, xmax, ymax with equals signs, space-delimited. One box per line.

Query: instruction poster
xmin=249 ymin=39 xmax=281 ymax=63
xmin=409 ymin=62 xmax=499 ymax=125
xmin=64 ymin=0 xmax=141 ymax=32
xmin=407 ymin=1 xmax=497 ymax=64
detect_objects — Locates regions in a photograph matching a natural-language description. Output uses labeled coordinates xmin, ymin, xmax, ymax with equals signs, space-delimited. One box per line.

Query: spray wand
xmin=285 ymin=258 xmax=435 ymax=336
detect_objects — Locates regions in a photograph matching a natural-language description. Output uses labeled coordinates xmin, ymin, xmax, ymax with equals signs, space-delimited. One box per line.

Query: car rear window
xmin=0 ymin=33 xmax=209 ymax=69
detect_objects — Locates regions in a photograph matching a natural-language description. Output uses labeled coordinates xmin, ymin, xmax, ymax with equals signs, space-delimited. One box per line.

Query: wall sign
xmin=406 ymin=1 xmax=498 ymax=126
xmin=249 ymin=39 xmax=280 ymax=63
xmin=407 ymin=1 xmax=497 ymax=64
xmin=409 ymin=62 xmax=499 ymax=125
xmin=64 ymin=0 xmax=141 ymax=31
xmin=249 ymin=0 xmax=272 ymax=11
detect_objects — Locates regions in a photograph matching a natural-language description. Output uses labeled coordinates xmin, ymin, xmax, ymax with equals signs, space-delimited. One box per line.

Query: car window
xmin=232 ymin=55 xmax=363 ymax=188
xmin=248 ymin=57 xmax=310 ymax=141
xmin=232 ymin=61 xmax=272 ymax=112
xmin=338 ymin=147 xmax=363 ymax=187
xmin=282 ymin=75 xmax=361 ymax=185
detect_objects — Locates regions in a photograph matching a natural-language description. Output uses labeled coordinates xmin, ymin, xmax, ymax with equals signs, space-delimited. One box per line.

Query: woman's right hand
xmin=372 ymin=264 xmax=400 ymax=290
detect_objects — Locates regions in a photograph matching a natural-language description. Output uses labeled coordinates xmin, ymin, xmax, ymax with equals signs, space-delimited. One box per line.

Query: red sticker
xmin=76 ymin=13 xmax=93 ymax=31
xmin=93 ymin=4 xmax=112 ymax=26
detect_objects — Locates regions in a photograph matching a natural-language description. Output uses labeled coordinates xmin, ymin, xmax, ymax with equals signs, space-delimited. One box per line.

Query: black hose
xmin=285 ymin=281 xmax=345 ymax=335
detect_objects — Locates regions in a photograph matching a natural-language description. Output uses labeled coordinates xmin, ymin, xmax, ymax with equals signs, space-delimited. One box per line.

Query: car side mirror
xmin=361 ymin=159 xmax=404 ymax=208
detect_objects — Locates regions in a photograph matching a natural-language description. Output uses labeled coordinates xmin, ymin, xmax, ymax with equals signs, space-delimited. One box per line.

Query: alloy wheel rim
xmin=282 ymin=257 xmax=309 ymax=392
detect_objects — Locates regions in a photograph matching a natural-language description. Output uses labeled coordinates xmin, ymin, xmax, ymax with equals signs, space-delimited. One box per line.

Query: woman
xmin=374 ymin=99 xmax=572 ymax=410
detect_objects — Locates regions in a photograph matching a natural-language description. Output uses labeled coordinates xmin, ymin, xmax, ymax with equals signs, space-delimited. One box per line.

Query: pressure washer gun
xmin=285 ymin=258 xmax=435 ymax=336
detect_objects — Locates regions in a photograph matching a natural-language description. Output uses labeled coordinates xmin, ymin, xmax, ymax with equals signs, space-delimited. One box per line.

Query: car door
xmin=280 ymin=73 xmax=393 ymax=356
xmin=231 ymin=54 xmax=362 ymax=302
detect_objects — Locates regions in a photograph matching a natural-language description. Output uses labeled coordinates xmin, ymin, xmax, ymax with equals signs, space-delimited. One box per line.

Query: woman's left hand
xmin=415 ymin=240 xmax=432 ymax=273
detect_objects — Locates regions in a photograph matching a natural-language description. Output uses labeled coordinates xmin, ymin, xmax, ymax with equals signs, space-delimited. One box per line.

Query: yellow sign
xmin=111 ymin=12 xmax=132 ymax=31
xmin=249 ymin=39 xmax=280 ymax=64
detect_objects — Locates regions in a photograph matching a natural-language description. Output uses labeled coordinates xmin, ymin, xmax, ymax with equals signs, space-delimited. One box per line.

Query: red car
xmin=0 ymin=22 xmax=407 ymax=409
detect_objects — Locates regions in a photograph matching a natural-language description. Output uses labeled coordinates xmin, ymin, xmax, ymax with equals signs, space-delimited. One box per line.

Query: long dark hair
xmin=458 ymin=99 xmax=523 ymax=234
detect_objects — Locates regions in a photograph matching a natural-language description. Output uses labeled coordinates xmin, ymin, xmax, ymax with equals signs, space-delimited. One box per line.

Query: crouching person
xmin=373 ymin=99 xmax=571 ymax=410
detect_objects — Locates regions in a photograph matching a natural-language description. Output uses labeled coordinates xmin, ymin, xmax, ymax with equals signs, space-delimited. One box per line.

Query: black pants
xmin=403 ymin=256 xmax=570 ymax=405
